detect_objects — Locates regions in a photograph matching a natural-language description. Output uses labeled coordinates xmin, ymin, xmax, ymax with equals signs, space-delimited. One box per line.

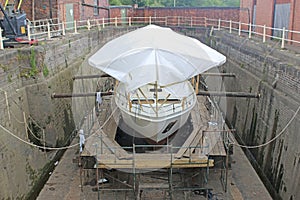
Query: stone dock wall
xmin=198 ymin=30 xmax=299 ymax=200
xmin=0 ymin=27 xmax=135 ymax=199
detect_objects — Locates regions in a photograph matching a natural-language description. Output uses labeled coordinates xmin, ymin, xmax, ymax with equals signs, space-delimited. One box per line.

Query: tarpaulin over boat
xmin=88 ymin=25 xmax=226 ymax=92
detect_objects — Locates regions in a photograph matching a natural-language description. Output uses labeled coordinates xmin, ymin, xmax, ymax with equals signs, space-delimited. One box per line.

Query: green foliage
xmin=0 ymin=64 xmax=9 ymax=72
xmin=43 ymin=65 xmax=49 ymax=77
xmin=26 ymin=160 xmax=38 ymax=185
xmin=29 ymin=48 xmax=38 ymax=77
xmin=7 ymin=74 xmax=12 ymax=82
xmin=110 ymin=0 xmax=122 ymax=5
xmin=110 ymin=0 xmax=240 ymax=7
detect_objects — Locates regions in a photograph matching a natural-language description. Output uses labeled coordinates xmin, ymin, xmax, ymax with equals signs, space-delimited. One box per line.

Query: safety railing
xmin=115 ymin=90 xmax=195 ymax=119
xmin=26 ymin=16 xmax=299 ymax=49
xmin=2 ymin=16 xmax=299 ymax=49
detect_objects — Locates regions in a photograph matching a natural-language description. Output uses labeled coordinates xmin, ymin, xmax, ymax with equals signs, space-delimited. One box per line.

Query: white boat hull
xmin=119 ymin=104 xmax=194 ymax=142
xmin=115 ymin=81 xmax=196 ymax=143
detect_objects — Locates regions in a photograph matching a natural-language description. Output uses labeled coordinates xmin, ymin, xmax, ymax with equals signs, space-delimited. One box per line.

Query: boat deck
xmin=81 ymin=96 xmax=227 ymax=169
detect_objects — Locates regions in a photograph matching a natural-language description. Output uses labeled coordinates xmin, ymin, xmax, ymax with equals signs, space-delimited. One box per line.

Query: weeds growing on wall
xmin=29 ymin=47 xmax=38 ymax=77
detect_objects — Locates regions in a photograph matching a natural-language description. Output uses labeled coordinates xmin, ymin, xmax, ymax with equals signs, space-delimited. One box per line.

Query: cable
xmin=0 ymin=123 xmax=79 ymax=150
xmin=0 ymin=105 xmax=118 ymax=150
xmin=234 ymin=105 xmax=300 ymax=149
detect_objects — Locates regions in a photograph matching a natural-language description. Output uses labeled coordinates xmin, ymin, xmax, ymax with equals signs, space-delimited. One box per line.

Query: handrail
xmin=115 ymin=90 xmax=195 ymax=118
xmin=26 ymin=16 xmax=300 ymax=49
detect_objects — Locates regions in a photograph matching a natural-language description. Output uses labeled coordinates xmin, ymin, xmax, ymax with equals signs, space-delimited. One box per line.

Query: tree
xmin=110 ymin=0 xmax=122 ymax=6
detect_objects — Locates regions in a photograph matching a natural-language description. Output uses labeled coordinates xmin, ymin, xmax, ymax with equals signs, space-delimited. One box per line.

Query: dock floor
xmin=37 ymin=135 xmax=272 ymax=199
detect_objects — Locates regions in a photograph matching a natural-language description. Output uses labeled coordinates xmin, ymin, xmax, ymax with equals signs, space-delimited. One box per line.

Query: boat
xmin=88 ymin=25 xmax=226 ymax=143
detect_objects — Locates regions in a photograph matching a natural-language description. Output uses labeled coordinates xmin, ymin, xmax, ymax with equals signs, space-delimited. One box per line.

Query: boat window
xmin=162 ymin=121 xmax=177 ymax=134
xmin=131 ymin=99 xmax=155 ymax=104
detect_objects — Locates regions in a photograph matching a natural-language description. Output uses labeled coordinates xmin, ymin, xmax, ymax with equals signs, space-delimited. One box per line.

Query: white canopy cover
xmin=89 ymin=25 xmax=226 ymax=92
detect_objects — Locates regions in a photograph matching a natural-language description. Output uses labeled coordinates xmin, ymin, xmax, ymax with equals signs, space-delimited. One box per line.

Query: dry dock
xmin=38 ymin=96 xmax=272 ymax=200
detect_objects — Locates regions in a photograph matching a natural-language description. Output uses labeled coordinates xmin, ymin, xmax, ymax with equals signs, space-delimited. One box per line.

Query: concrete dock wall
xmin=205 ymin=31 xmax=300 ymax=200
xmin=0 ymin=27 xmax=134 ymax=199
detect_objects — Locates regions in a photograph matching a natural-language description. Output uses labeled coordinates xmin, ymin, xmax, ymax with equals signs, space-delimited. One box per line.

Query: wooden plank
xmin=97 ymin=160 xmax=214 ymax=169
xmin=96 ymin=154 xmax=213 ymax=169
xmin=139 ymin=183 xmax=169 ymax=189
xmin=182 ymin=126 xmax=204 ymax=158
xmin=175 ymin=99 xmax=208 ymax=158
xmin=96 ymin=131 xmax=131 ymax=159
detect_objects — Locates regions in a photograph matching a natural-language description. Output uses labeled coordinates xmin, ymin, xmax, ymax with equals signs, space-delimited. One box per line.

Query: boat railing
xmin=115 ymin=91 xmax=195 ymax=118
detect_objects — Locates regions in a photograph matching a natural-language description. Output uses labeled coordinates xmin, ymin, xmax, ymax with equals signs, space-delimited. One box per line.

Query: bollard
xmin=129 ymin=17 xmax=131 ymax=26
xmin=229 ymin=20 xmax=232 ymax=34
xmin=238 ymin=21 xmax=241 ymax=36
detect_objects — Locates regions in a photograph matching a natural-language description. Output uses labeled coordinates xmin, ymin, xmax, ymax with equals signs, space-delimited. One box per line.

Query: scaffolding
xmin=78 ymin=93 xmax=234 ymax=200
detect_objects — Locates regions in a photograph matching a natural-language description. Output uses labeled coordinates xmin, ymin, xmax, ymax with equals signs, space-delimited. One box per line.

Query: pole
xmin=281 ymin=27 xmax=285 ymax=49
xmin=74 ymin=20 xmax=77 ymax=34
xmin=263 ymin=25 xmax=266 ymax=43
xmin=23 ymin=112 xmax=28 ymax=140
xmin=0 ymin=28 xmax=3 ymax=50
xmin=27 ymin=24 xmax=31 ymax=41
xmin=4 ymin=91 xmax=10 ymax=121
xmin=47 ymin=22 xmax=51 ymax=39
xmin=133 ymin=143 xmax=136 ymax=198
xmin=201 ymin=72 xmax=236 ymax=77
xmin=248 ymin=23 xmax=252 ymax=39
xmin=73 ymin=74 xmax=111 ymax=80
xmin=32 ymin=0 xmax=35 ymax=21
xmin=51 ymin=91 xmax=113 ymax=98
xmin=62 ymin=22 xmax=65 ymax=36
xmin=197 ymin=91 xmax=260 ymax=98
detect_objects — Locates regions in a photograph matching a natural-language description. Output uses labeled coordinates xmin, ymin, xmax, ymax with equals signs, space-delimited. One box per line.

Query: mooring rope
xmin=233 ymin=105 xmax=300 ymax=149
xmin=0 ymin=106 xmax=118 ymax=151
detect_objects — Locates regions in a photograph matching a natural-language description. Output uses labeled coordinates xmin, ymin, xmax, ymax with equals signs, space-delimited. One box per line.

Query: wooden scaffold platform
xmin=79 ymin=94 xmax=233 ymax=199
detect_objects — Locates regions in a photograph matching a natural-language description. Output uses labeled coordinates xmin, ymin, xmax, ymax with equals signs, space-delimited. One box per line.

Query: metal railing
xmin=115 ymin=90 xmax=195 ymax=119
xmin=1 ymin=16 xmax=299 ymax=49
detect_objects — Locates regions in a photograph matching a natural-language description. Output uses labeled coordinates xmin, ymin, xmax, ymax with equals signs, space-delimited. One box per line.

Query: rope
xmin=0 ymin=123 xmax=79 ymax=150
xmin=0 ymin=105 xmax=118 ymax=150
xmin=10 ymin=110 xmax=25 ymax=124
xmin=86 ymin=106 xmax=118 ymax=139
xmin=234 ymin=105 xmax=300 ymax=149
